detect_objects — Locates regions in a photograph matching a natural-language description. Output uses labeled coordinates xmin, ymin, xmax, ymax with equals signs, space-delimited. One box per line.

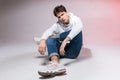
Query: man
xmin=35 ymin=5 xmax=83 ymax=77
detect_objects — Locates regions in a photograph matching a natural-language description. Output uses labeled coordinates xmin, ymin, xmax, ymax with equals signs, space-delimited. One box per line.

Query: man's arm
xmin=59 ymin=36 xmax=71 ymax=56
xmin=38 ymin=39 xmax=46 ymax=55
xmin=67 ymin=16 xmax=83 ymax=40
xmin=38 ymin=23 xmax=58 ymax=55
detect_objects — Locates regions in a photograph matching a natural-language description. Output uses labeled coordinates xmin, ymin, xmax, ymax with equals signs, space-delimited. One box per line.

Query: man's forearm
xmin=63 ymin=36 xmax=71 ymax=43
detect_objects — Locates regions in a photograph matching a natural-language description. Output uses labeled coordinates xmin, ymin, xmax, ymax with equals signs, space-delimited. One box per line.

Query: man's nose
xmin=60 ymin=16 xmax=64 ymax=20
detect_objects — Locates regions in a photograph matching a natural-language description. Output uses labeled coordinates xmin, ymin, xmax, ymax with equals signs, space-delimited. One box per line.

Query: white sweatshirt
xmin=40 ymin=13 xmax=83 ymax=40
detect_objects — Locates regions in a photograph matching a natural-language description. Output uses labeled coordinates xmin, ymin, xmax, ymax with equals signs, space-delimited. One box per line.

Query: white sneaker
xmin=33 ymin=37 xmax=41 ymax=45
xmin=38 ymin=61 xmax=66 ymax=77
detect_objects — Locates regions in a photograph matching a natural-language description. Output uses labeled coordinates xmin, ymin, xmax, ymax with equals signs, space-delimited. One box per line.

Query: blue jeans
xmin=46 ymin=31 xmax=83 ymax=59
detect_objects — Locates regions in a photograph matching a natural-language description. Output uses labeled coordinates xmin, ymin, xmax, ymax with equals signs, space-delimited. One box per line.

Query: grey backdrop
xmin=0 ymin=0 xmax=120 ymax=45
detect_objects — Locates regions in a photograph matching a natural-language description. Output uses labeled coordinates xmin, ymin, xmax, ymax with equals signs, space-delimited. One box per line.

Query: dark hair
xmin=53 ymin=5 xmax=67 ymax=17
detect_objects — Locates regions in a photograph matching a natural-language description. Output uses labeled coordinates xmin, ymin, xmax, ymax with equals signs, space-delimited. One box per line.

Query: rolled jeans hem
xmin=49 ymin=52 xmax=59 ymax=59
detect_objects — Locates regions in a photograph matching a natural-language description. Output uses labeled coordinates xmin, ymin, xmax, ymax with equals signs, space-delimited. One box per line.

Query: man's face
xmin=56 ymin=12 xmax=69 ymax=24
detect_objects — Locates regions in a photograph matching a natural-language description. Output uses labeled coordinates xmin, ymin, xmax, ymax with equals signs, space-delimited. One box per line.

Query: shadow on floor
xmin=62 ymin=47 xmax=92 ymax=66
xmin=35 ymin=55 xmax=49 ymax=65
xmin=35 ymin=47 xmax=92 ymax=66
xmin=78 ymin=47 xmax=92 ymax=61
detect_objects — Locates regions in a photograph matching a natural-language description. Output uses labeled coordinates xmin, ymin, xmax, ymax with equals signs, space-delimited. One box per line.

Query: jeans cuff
xmin=49 ymin=53 xmax=59 ymax=59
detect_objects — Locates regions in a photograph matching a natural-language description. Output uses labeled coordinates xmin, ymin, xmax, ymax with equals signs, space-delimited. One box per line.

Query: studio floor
xmin=0 ymin=43 xmax=120 ymax=80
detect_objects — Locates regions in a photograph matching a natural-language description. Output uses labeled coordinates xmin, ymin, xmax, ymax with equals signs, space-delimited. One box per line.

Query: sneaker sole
xmin=38 ymin=70 xmax=66 ymax=77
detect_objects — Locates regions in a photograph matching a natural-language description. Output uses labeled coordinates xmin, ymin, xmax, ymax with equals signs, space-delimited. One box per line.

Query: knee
xmin=46 ymin=38 xmax=56 ymax=45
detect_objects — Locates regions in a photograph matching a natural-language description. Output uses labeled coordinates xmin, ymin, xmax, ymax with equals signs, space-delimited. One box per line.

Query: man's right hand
xmin=38 ymin=39 xmax=46 ymax=55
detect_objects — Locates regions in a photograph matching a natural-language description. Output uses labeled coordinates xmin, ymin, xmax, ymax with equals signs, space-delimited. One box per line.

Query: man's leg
xmin=46 ymin=38 xmax=61 ymax=63
xmin=38 ymin=38 xmax=66 ymax=77
xmin=59 ymin=31 xmax=83 ymax=59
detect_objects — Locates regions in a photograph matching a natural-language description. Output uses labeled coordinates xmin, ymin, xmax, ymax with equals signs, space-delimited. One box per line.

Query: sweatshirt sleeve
xmin=67 ymin=17 xmax=83 ymax=40
xmin=40 ymin=23 xmax=57 ymax=40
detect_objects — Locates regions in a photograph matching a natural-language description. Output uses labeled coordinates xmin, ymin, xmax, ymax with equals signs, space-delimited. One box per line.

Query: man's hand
xmin=60 ymin=37 xmax=71 ymax=56
xmin=38 ymin=39 xmax=46 ymax=55
xmin=60 ymin=41 xmax=67 ymax=56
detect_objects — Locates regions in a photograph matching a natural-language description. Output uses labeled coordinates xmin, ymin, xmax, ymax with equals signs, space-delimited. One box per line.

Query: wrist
xmin=39 ymin=39 xmax=46 ymax=44
xmin=64 ymin=37 xmax=71 ymax=42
